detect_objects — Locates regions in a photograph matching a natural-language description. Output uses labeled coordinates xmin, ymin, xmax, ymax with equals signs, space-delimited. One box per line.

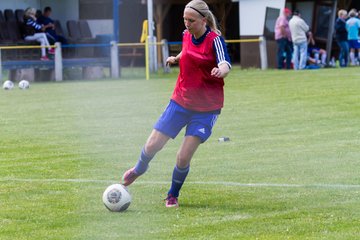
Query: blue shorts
xmin=154 ymin=100 xmax=220 ymax=143
xmin=308 ymin=47 xmax=320 ymax=54
xmin=348 ymin=40 xmax=360 ymax=49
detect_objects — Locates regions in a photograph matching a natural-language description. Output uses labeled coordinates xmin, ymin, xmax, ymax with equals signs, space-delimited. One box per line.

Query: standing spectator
xmin=335 ymin=9 xmax=349 ymax=67
xmin=37 ymin=6 xmax=68 ymax=45
xmin=346 ymin=9 xmax=360 ymax=66
xmin=22 ymin=7 xmax=54 ymax=61
xmin=274 ymin=8 xmax=292 ymax=69
xmin=289 ymin=10 xmax=310 ymax=70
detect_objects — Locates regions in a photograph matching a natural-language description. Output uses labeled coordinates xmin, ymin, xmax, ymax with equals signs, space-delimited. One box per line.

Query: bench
xmin=2 ymin=57 xmax=111 ymax=70
xmin=118 ymin=46 xmax=144 ymax=67
xmin=1 ymin=57 xmax=111 ymax=81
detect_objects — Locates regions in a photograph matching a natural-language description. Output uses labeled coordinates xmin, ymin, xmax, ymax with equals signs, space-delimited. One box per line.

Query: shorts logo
xmin=198 ymin=128 xmax=206 ymax=134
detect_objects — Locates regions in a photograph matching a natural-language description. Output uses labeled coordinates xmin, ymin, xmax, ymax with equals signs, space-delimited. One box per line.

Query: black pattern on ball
xmin=119 ymin=202 xmax=131 ymax=211
xmin=107 ymin=189 xmax=122 ymax=203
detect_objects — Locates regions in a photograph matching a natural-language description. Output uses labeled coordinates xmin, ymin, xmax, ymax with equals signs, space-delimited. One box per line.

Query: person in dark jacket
xmin=335 ymin=9 xmax=349 ymax=67
xmin=37 ymin=6 xmax=68 ymax=45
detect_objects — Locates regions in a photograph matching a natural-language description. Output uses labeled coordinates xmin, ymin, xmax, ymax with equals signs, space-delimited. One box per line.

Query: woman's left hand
xmin=211 ymin=64 xmax=230 ymax=78
xmin=211 ymin=67 xmax=222 ymax=78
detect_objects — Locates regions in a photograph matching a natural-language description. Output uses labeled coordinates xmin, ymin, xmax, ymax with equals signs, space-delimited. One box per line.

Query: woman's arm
xmin=211 ymin=63 xmax=230 ymax=78
xmin=166 ymin=51 xmax=182 ymax=66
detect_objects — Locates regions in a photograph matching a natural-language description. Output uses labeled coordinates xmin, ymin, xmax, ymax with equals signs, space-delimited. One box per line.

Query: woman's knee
xmin=144 ymin=141 xmax=163 ymax=156
xmin=144 ymin=131 xmax=169 ymax=155
xmin=176 ymin=151 xmax=191 ymax=168
xmin=144 ymin=141 xmax=159 ymax=155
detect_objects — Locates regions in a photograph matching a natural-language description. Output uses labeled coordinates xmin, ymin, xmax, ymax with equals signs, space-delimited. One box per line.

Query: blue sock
xmin=134 ymin=148 xmax=153 ymax=175
xmin=168 ymin=165 xmax=190 ymax=198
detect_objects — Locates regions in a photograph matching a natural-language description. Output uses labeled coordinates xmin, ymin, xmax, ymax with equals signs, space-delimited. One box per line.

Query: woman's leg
xmin=25 ymin=33 xmax=51 ymax=56
xmin=37 ymin=33 xmax=51 ymax=50
xmin=136 ymin=129 xmax=171 ymax=174
xmin=166 ymin=110 xmax=218 ymax=207
xmin=168 ymin=136 xmax=201 ymax=195
xmin=122 ymin=129 xmax=170 ymax=186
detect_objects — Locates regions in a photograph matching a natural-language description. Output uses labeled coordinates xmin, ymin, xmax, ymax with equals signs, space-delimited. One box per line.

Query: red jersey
xmin=171 ymin=30 xmax=225 ymax=112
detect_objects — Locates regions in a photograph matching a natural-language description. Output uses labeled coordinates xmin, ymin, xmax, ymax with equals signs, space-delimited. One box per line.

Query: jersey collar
xmin=192 ymin=26 xmax=211 ymax=45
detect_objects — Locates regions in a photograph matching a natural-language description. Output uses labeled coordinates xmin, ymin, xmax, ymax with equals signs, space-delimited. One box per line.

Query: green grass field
xmin=1 ymin=67 xmax=359 ymax=239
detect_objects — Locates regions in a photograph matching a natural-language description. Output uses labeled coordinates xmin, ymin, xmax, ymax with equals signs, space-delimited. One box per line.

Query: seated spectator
xmin=23 ymin=7 xmax=54 ymax=60
xmin=307 ymin=32 xmax=327 ymax=66
xmin=37 ymin=6 xmax=68 ymax=45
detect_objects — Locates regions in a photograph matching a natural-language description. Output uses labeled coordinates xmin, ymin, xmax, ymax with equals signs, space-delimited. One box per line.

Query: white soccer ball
xmin=102 ymin=184 xmax=132 ymax=212
xmin=3 ymin=80 xmax=14 ymax=90
xmin=19 ymin=80 xmax=30 ymax=89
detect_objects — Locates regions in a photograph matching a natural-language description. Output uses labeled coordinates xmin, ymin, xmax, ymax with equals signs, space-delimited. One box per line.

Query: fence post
xmin=259 ymin=36 xmax=268 ymax=70
xmin=110 ymin=41 xmax=119 ymax=79
xmin=54 ymin=42 xmax=63 ymax=81
xmin=0 ymin=49 xmax=2 ymax=83
xmin=147 ymin=36 xmax=158 ymax=73
xmin=161 ymin=39 xmax=170 ymax=73
xmin=145 ymin=38 xmax=150 ymax=80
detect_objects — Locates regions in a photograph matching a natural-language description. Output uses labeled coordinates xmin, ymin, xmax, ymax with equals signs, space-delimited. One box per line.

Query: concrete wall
xmin=0 ymin=0 xmax=78 ymax=36
xmin=285 ymin=1 xmax=314 ymax=28
xmin=40 ymin=1 xmax=112 ymax=36
xmin=0 ymin=0 xmax=39 ymax=11
xmin=87 ymin=20 xmax=113 ymax=37
xmin=239 ymin=0 xmax=286 ymax=36
xmin=1 ymin=0 xmax=112 ymax=37
xmin=39 ymin=0 xmax=79 ymax=36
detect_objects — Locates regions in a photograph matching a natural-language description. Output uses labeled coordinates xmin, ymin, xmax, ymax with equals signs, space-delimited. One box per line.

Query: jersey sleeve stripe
xmin=214 ymin=36 xmax=225 ymax=63
xmin=27 ymin=19 xmax=42 ymax=30
xmin=213 ymin=36 xmax=231 ymax=68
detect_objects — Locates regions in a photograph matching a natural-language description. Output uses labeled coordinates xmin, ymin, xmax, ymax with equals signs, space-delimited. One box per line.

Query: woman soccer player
xmin=122 ymin=0 xmax=231 ymax=208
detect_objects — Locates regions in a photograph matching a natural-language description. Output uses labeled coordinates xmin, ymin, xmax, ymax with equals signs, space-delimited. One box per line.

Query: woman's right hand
xmin=44 ymin=23 xmax=54 ymax=30
xmin=166 ymin=56 xmax=178 ymax=66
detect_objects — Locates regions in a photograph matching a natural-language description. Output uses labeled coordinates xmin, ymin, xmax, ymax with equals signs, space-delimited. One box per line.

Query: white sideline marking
xmin=1 ymin=178 xmax=360 ymax=189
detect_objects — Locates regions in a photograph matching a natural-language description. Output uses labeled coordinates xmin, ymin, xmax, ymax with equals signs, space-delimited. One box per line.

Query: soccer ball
xmin=2 ymin=80 xmax=14 ymax=90
xmin=102 ymin=184 xmax=132 ymax=212
xmin=19 ymin=80 xmax=30 ymax=89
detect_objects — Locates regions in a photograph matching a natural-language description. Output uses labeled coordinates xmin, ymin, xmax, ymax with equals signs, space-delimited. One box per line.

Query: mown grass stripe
xmin=1 ymin=178 xmax=360 ymax=189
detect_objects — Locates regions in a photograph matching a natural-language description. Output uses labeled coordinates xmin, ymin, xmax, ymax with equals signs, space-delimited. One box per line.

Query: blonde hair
xmin=185 ymin=0 xmax=221 ymax=35
xmin=349 ymin=8 xmax=358 ymax=17
xmin=338 ymin=9 xmax=347 ymax=18
xmin=24 ymin=7 xmax=36 ymax=17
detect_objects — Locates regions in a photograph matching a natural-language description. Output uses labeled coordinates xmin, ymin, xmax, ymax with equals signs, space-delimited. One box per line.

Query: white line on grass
xmin=1 ymin=178 xmax=360 ymax=189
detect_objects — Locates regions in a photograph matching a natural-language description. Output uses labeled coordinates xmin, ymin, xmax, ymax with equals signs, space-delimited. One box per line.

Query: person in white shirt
xmin=289 ymin=10 xmax=310 ymax=70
